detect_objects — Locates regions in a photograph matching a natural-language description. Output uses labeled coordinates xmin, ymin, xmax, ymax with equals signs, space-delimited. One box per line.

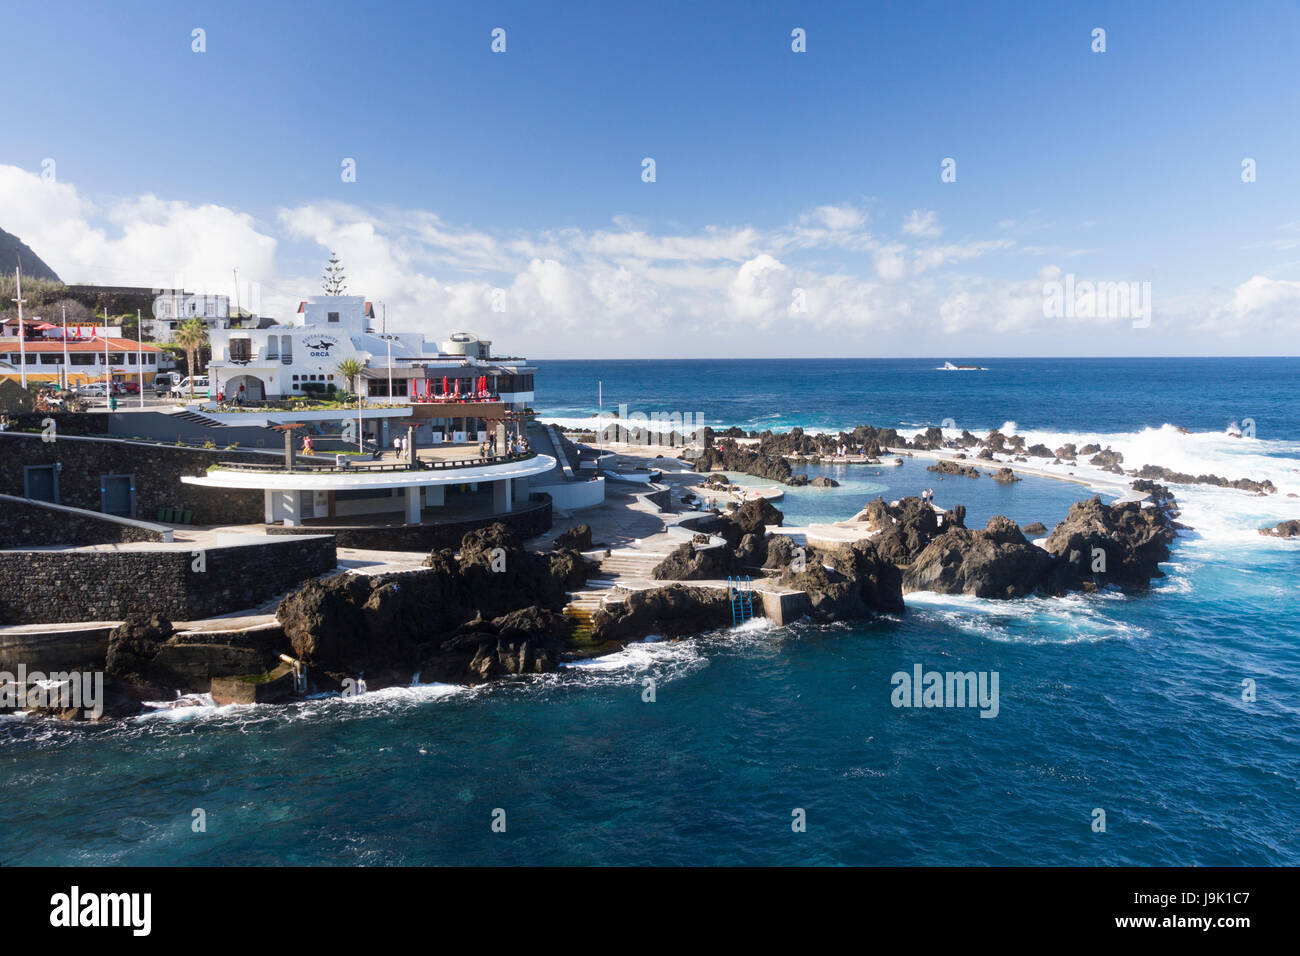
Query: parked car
xmin=154 ymin=378 xmax=172 ymax=397
xmin=75 ymin=382 xmax=108 ymax=397
xmin=170 ymin=375 xmax=209 ymax=399
xmin=118 ymin=381 xmax=140 ymax=395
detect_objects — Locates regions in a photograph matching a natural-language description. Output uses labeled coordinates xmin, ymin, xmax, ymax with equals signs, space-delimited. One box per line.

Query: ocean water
xmin=2 ymin=358 xmax=1298 ymax=866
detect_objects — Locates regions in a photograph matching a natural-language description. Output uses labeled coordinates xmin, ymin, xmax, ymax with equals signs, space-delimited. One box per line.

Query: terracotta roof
xmin=0 ymin=337 xmax=164 ymax=353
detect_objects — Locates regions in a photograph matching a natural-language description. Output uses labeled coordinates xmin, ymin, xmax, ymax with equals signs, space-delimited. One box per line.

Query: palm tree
xmin=336 ymin=357 xmax=364 ymax=400
xmin=174 ymin=317 xmax=208 ymax=401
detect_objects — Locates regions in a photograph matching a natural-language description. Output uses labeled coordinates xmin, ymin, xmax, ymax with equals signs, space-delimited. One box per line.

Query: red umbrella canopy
xmin=442 ymin=376 xmax=449 ymax=397
xmin=454 ymin=378 xmax=460 ymax=396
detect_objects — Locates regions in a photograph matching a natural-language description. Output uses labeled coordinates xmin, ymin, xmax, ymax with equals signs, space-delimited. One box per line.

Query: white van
xmin=170 ymin=375 xmax=209 ymax=399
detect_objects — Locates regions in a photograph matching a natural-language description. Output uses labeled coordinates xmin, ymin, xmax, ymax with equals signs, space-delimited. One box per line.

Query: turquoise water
xmin=3 ymin=358 xmax=1298 ymax=865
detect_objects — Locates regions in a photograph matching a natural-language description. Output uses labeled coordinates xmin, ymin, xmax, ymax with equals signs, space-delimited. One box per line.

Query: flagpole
xmin=62 ymin=305 xmax=69 ymax=390
xmin=137 ymin=308 xmax=144 ymax=408
xmin=103 ymin=307 xmax=110 ymax=406
xmin=13 ymin=266 xmax=26 ymax=389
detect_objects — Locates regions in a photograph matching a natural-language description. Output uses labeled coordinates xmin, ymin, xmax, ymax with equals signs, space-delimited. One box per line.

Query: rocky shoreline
xmin=690 ymin=424 xmax=1279 ymax=495
xmin=4 ymin=466 xmax=1193 ymax=722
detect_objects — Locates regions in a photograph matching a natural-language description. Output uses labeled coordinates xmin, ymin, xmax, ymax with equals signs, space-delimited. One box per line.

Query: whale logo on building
xmin=305 ymin=337 xmax=339 ymax=357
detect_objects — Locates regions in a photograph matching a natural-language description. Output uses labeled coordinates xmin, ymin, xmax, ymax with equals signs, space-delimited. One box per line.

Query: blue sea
xmin=3 ymin=357 xmax=1299 ymax=866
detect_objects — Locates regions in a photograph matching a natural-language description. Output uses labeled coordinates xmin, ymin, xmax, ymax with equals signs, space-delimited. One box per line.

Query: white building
xmin=206 ymin=295 xmax=535 ymax=407
xmin=145 ymin=292 xmax=231 ymax=343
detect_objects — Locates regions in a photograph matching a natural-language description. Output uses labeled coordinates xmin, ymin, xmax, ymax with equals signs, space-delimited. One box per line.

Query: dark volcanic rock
xmin=552 ymin=524 xmax=593 ymax=550
xmin=275 ymin=523 xmax=596 ymax=683
xmin=778 ymin=540 xmax=905 ymax=619
xmin=929 ymin=459 xmax=980 ymax=478
xmin=854 ymin=495 xmax=964 ymax=567
xmin=1054 ymin=444 xmax=1078 ymax=460
xmin=992 ymin=467 xmax=1021 ymax=483
xmin=903 ymin=516 xmax=1055 ymax=599
xmin=1040 ymin=494 xmax=1178 ymax=593
xmin=105 ymin=615 xmax=175 ymax=682
xmin=1088 ymin=448 xmax=1125 ymax=474
xmin=809 ymin=475 xmax=840 ymax=488
xmin=1258 ymin=519 xmax=1300 ymax=538
xmin=1079 ymin=443 xmax=1102 ymax=456
xmin=590 ymin=585 xmax=735 ymax=642
xmin=1021 ymin=521 xmax=1048 ymax=535
xmin=1131 ymin=464 xmax=1276 ymax=494
xmin=651 ymin=542 xmax=735 ymax=581
xmin=1026 ymin=443 xmax=1054 ymax=458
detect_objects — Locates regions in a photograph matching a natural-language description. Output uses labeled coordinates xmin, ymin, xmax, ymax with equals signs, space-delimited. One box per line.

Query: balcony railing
xmin=212 ymin=450 xmax=536 ymax=475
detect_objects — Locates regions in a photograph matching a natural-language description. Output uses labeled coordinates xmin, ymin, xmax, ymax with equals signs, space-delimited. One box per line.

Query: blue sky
xmin=3 ymin=0 xmax=1298 ymax=357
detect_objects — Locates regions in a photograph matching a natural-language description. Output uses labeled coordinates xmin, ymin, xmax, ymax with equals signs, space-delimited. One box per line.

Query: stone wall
xmin=0 ymin=535 xmax=336 ymax=625
xmin=266 ymin=495 xmax=552 ymax=550
xmin=0 ymin=494 xmax=168 ymax=548
xmin=0 ymin=432 xmax=272 ymax=525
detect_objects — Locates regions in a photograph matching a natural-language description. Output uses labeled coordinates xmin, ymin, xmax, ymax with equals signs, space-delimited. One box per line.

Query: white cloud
xmin=4 ymin=163 xmax=1296 ymax=356
xmin=0 ymin=164 xmax=276 ymax=292
xmin=902 ymin=209 xmax=942 ymax=237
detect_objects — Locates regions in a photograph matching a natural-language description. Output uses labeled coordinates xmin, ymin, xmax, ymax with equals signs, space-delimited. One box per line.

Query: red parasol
xmin=442 ymin=376 xmax=449 ymax=398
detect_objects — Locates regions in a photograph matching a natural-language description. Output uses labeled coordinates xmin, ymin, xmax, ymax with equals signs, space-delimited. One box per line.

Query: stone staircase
xmin=594 ymin=548 xmax=668 ymax=583
xmin=563 ymin=590 xmax=607 ymax=642
xmin=168 ymin=409 xmax=227 ymax=427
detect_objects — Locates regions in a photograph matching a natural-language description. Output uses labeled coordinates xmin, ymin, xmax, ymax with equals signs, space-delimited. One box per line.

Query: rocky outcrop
xmin=1129 ymin=464 xmax=1276 ymax=494
xmin=992 ymin=467 xmax=1021 ymax=483
xmin=590 ymin=585 xmax=735 ymax=642
xmin=104 ymin=615 xmax=277 ymax=696
xmin=1021 ymin=521 xmax=1048 ymax=535
xmin=1039 ymin=493 xmax=1178 ymax=593
xmin=1088 ymin=448 xmax=1125 ymax=474
xmin=854 ymin=495 xmax=965 ymax=567
xmin=652 ymin=542 xmax=735 ymax=581
xmin=1259 ymin=519 xmax=1300 ymax=538
xmin=902 ymin=487 xmax=1181 ymax=599
xmin=929 ymin=459 xmax=980 ymax=478
xmin=274 ymin=523 xmax=596 ymax=686
xmin=776 ymin=539 xmax=905 ymax=619
xmin=552 ymin=524 xmax=593 ymax=550
xmin=809 ymin=475 xmax=840 ymax=488
xmin=903 ymin=516 xmax=1055 ymax=599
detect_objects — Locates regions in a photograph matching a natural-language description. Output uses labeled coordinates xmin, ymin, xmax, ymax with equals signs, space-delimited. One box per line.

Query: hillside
xmin=0 ymin=227 xmax=60 ymax=281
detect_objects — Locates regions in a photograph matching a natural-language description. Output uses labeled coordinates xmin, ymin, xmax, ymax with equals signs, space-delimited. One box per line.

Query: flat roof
xmin=181 ymin=454 xmax=557 ymax=491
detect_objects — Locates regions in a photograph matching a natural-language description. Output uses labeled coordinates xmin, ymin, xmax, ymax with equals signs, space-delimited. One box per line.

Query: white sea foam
xmin=905 ymin=589 xmax=1151 ymax=645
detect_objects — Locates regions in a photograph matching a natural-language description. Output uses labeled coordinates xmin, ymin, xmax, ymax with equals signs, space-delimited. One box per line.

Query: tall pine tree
xmin=322 ymin=253 xmax=347 ymax=296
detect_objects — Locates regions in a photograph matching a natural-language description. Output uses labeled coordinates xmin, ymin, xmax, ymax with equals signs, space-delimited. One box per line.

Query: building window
xmin=229 ymin=339 xmax=252 ymax=361
xmin=292 ymin=374 xmax=299 ymax=381
xmin=71 ymin=354 xmax=94 ymax=366
xmin=148 ymin=355 xmax=156 ymax=365
xmin=39 ymin=354 xmax=62 ymax=365
xmin=128 ymin=355 xmax=137 ymax=365
xmin=327 ymin=312 xmax=340 ymax=323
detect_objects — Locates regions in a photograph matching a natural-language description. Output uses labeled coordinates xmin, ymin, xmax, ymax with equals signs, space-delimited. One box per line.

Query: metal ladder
xmin=727 ymin=575 xmax=755 ymax=625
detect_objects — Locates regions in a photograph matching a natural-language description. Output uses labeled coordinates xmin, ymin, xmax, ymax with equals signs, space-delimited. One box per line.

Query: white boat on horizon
xmin=937 ymin=361 xmax=987 ymax=371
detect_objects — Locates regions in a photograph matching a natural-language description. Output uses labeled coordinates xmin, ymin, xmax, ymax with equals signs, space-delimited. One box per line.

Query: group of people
xmin=214 ymin=385 xmax=247 ymax=407
xmin=921 ymin=487 xmax=936 ymax=505
xmin=392 ymin=434 xmax=409 ymax=459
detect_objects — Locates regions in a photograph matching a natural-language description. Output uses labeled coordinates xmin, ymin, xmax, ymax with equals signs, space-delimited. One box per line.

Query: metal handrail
xmin=212 ymin=450 xmax=537 ymax=474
